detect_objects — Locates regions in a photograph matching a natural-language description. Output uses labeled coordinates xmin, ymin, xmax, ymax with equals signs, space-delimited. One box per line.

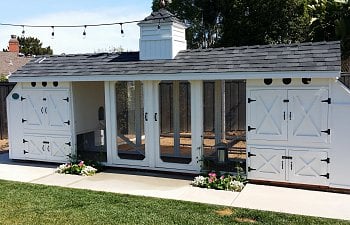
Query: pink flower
xmin=220 ymin=175 xmax=225 ymax=180
xmin=78 ymin=161 xmax=84 ymax=167
xmin=208 ymin=172 xmax=216 ymax=178
xmin=209 ymin=178 xmax=213 ymax=183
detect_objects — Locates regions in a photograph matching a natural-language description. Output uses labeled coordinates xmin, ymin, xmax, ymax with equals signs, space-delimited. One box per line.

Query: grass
xmin=0 ymin=180 xmax=348 ymax=225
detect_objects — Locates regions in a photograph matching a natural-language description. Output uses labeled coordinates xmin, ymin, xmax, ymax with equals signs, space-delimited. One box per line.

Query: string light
xmin=51 ymin=26 xmax=55 ymax=39
xmin=0 ymin=15 xmax=173 ymax=37
xmin=119 ymin=23 xmax=124 ymax=35
xmin=21 ymin=25 xmax=25 ymax=37
xmin=83 ymin=25 xmax=87 ymax=38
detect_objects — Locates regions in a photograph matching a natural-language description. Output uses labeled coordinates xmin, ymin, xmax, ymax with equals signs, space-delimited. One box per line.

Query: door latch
xmin=64 ymin=120 xmax=70 ymax=125
xmin=23 ymin=150 xmax=29 ymax=154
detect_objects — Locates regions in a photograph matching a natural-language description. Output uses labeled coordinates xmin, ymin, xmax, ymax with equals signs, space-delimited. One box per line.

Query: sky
xmin=0 ymin=0 xmax=153 ymax=54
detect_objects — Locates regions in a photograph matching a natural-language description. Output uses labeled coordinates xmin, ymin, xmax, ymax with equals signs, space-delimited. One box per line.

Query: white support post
xmin=104 ymin=81 xmax=113 ymax=164
xmin=190 ymin=80 xmax=203 ymax=172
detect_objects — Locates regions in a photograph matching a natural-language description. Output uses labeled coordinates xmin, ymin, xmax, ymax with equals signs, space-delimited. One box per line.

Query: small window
xmin=282 ymin=78 xmax=291 ymax=85
xmin=53 ymin=81 xmax=58 ymax=87
xmin=264 ymin=78 xmax=273 ymax=85
xmin=302 ymin=78 xmax=311 ymax=85
xmin=31 ymin=82 xmax=36 ymax=87
xmin=42 ymin=82 xmax=47 ymax=87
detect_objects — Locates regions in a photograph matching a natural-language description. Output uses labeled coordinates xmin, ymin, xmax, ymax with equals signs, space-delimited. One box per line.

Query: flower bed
xmin=56 ymin=160 xmax=97 ymax=176
xmin=191 ymin=172 xmax=245 ymax=192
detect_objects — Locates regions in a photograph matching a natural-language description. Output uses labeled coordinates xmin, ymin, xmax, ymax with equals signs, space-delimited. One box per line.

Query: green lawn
xmin=0 ymin=180 xmax=348 ymax=225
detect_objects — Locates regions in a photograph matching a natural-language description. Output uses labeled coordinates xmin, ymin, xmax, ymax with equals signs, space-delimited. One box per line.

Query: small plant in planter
xmin=56 ymin=154 xmax=98 ymax=176
xmin=191 ymin=172 xmax=246 ymax=192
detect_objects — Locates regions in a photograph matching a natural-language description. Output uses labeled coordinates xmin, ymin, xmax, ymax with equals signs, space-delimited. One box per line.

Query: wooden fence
xmin=0 ymin=82 xmax=15 ymax=139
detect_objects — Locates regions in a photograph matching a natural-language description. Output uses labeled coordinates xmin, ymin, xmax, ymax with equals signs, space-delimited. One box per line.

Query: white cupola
xmin=138 ymin=8 xmax=187 ymax=60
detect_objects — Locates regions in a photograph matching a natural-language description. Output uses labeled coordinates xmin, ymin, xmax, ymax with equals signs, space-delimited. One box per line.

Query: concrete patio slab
xmin=233 ymin=184 xmax=350 ymax=221
xmin=68 ymin=172 xmax=191 ymax=200
xmin=0 ymin=164 xmax=55 ymax=182
xmin=0 ymin=152 xmax=349 ymax=221
xmin=31 ymin=173 xmax=88 ymax=187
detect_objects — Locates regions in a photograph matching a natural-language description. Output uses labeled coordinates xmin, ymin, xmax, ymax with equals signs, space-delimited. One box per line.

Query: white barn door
xmin=21 ymin=90 xmax=45 ymax=130
xmin=248 ymin=146 xmax=285 ymax=181
xmin=248 ymin=90 xmax=287 ymax=141
xmin=46 ymin=90 xmax=71 ymax=131
xmin=287 ymin=149 xmax=329 ymax=185
xmin=288 ymin=89 xmax=329 ymax=143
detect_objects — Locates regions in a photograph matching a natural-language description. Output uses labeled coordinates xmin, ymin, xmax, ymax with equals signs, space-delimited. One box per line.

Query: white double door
xmin=110 ymin=81 xmax=202 ymax=172
xmin=248 ymin=146 xmax=329 ymax=185
xmin=248 ymin=88 xmax=329 ymax=143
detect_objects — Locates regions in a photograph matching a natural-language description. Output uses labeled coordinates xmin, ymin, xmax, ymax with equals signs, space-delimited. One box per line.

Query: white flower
xmin=191 ymin=175 xmax=207 ymax=187
xmin=229 ymin=180 xmax=245 ymax=192
xmin=56 ymin=164 xmax=69 ymax=174
xmin=81 ymin=166 xmax=97 ymax=176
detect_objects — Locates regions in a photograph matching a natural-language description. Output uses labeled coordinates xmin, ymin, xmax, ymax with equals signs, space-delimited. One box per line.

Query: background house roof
xmin=9 ymin=41 xmax=341 ymax=81
xmin=0 ymin=52 xmax=31 ymax=77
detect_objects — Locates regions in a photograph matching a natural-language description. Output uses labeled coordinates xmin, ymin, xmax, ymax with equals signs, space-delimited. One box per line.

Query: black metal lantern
xmin=216 ymin=142 xmax=228 ymax=164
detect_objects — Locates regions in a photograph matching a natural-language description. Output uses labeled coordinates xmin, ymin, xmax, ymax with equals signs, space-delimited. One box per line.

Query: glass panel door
xmin=115 ymin=81 xmax=145 ymax=161
xmin=158 ymin=81 xmax=192 ymax=165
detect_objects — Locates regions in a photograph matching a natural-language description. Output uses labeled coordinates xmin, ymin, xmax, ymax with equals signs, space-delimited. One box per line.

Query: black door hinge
xmin=248 ymin=167 xmax=256 ymax=172
xmin=23 ymin=150 xmax=29 ymax=154
xmin=321 ymin=98 xmax=331 ymax=104
xmin=65 ymin=142 xmax=71 ymax=146
xmin=248 ymin=98 xmax=256 ymax=103
xmin=282 ymin=156 xmax=293 ymax=160
xmin=21 ymin=96 xmax=26 ymax=101
xmin=64 ymin=120 xmax=70 ymax=125
xmin=321 ymin=158 xmax=330 ymax=164
xmin=63 ymin=97 xmax=69 ymax=102
xmin=248 ymin=152 xmax=256 ymax=157
xmin=321 ymin=129 xmax=330 ymax=135
xmin=320 ymin=173 xmax=330 ymax=179
xmin=21 ymin=118 xmax=27 ymax=123
xmin=283 ymin=99 xmax=289 ymax=103
xmin=22 ymin=139 xmax=28 ymax=143
xmin=248 ymin=126 xmax=256 ymax=131
xmin=42 ymin=141 xmax=50 ymax=144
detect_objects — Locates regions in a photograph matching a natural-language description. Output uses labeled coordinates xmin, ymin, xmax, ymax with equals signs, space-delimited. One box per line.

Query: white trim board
xmin=9 ymin=71 xmax=340 ymax=82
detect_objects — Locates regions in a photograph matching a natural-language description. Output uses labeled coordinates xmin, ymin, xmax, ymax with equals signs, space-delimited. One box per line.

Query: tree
xmin=152 ymin=0 xmax=310 ymax=48
xmin=308 ymin=0 xmax=350 ymax=59
xmin=17 ymin=36 xmax=53 ymax=56
xmin=219 ymin=0 xmax=310 ymax=47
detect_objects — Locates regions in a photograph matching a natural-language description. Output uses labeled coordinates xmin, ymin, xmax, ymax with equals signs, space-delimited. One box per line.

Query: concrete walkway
xmin=0 ymin=153 xmax=349 ymax=221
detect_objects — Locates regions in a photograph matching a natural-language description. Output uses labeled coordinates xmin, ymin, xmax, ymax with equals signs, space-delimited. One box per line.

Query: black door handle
xmin=145 ymin=113 xmax=148 ymax=121
xmin=154 ymin=113 xmax=158 ymax=121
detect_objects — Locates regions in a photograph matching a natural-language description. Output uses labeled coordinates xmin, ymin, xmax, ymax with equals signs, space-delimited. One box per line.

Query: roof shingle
xmin=10 ymin=41 xmax=341 ymax=80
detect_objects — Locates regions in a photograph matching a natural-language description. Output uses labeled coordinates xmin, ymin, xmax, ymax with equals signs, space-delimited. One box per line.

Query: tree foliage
xmin=151 ymin=0 xmax=350 ymax=59
xmin=152 ymin=0 xmax=310 ymax=48
xmin=17 ymin=36 xmax=53 ymax=56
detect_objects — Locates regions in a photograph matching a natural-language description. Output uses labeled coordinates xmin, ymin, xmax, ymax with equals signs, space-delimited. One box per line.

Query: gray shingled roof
xmin=10 ymin=41 xmax=340 ymax=80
